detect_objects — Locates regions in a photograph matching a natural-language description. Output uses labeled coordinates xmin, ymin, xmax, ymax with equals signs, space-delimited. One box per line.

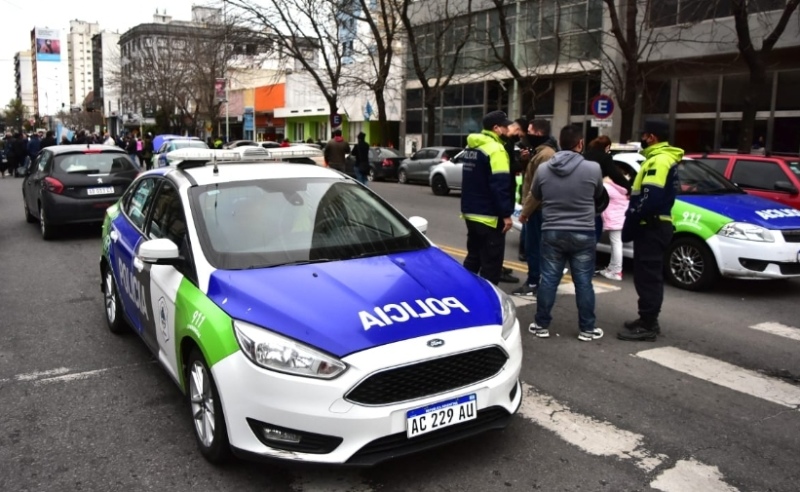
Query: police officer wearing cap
xmin=460 ymin=110 xmax=515 ymax=285
xmin=618 ymin=119 xmax=684 ymax=342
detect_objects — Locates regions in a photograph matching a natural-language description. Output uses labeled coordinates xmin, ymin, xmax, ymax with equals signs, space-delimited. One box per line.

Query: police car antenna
xmin=212 ymin=152 xmax=219 ymax=175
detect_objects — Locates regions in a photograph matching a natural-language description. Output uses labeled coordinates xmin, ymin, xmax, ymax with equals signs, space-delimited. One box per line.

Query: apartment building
xmin=14 ymin=50 xmax=35 ymax=118
xmin=67 ymin=20 xmax=100 ymax=108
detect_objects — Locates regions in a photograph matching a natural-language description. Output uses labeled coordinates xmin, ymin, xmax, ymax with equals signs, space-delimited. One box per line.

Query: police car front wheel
xmin=103 ymin=266 xmax=127 ymax=334
xmin=666 ymin=237 xmax=719 ymax=291
xmin=188 ymin=348 xmax=231 ymax=464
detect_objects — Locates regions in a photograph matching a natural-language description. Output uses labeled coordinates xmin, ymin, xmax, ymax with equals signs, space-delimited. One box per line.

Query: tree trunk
xmin=425 ymin=100 xmax=437 ymax=147
xmin=619 ymin=66 xmax=639 ymax=143
xmin=738 ymin=71 xmax=767 ymax=154
xmin=375 ymin=89 xmax=388 ymax=146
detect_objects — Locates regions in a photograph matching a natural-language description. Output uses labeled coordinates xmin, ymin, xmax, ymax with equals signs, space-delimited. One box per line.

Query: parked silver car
xmin=398 ymin=146 xmax=462 ymax=184
xmin=429 ymin=149 xmax=467 ymax=195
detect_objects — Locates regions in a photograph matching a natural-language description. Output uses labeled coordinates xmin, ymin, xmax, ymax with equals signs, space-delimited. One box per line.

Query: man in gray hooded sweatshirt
xmin=528 ymin=124 xmax=605 ymax=342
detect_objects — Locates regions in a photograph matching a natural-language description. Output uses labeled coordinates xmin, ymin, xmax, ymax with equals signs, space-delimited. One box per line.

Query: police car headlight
xmin=718 ymin=222 xmax=774 ymax=242
xmin=233 ymin=320 xmax=346 ymax=379
xmin=493 ymin=286 xmax=518 ymax=339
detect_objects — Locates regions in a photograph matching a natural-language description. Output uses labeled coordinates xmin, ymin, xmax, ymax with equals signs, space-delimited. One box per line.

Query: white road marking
xmin=518 ymin=383 xmax=739 ymax=489
xmin=650 ymin=459 xmax=739 ymax=492
xmin=511 ymin=282 xmax=621 ymax=306
xmin=749 ymin=322 xmax=800 ymax=342
xmin=518 ymin=383 xmax=667 ymax=472
xmin=290 ymin=470 xmax=372 ymax=492
xmin=635 ymin=347 xmax=800 ymax=409
xmin=34 ymin=368 xmax=111 ymax=386
xmin=12 ymin=367 xmax=71 ymax=382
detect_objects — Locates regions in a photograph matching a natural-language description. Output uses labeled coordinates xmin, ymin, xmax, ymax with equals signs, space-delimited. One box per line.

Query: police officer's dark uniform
xmin=618 ymin=120 xmax=684 ymax=341
xmin=460 ymin=111 xmax=515 ymax=285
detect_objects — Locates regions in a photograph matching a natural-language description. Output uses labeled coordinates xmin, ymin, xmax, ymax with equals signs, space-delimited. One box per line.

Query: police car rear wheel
xmin=666 ymin=237 xmax=718 ymax=291
xmin=398 ymin=169 xmax=408 ymax=184
xmin=431 ymin=175 xmax=450 ymax=196
xmin=104 ymin=267 xmax=127 ymax=334
xmin=188 ymin=349 xmax=231 ymax=464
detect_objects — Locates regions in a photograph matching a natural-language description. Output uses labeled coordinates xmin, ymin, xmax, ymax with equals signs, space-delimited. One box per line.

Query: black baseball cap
xmin=483 ymin=110 xmax=513 ymax=130
xmin=639 ymin=119 xmax=669 ymax=136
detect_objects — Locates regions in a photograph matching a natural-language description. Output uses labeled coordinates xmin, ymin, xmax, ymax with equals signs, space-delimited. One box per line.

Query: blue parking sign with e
xmin=591 ymin=95 xmax=614 ymax=120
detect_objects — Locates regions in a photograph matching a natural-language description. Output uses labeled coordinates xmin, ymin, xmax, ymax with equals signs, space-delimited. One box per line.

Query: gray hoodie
xmin=532 ymin=150 xmax=603 ymax=231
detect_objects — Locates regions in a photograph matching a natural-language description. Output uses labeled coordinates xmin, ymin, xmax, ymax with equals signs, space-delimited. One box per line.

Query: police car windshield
xmin=676 ymin=160 xmax=743 ymax=195
xmin=189 ymin=178 xmax=429 ymax=270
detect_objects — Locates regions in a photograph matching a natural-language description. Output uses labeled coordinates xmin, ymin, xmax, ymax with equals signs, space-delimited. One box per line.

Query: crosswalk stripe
xmin=635 ymin=347 xmax=800 ymax=409
xmin=518 ymin=383 xmax=738 ymax=490
xmin=650 ymin=459 xmax=739 ymax=492
xmin=291 ymin=470 xmax=372 ymax=492
xmin=749 ymin=322 xmax=800 ymax=342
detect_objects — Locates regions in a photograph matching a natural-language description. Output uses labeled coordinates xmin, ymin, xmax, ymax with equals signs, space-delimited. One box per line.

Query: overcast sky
xmin=0 ymin=0 xmax=212 ymax=108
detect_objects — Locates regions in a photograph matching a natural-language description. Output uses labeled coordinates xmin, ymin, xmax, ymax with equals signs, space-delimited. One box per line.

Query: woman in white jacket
xmin=599 ymin=178 xmax=629 ymax=281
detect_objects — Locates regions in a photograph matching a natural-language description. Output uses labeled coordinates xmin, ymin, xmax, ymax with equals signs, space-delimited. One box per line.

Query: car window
xmin=420 ymin=149 xmax=435 ymax=159
xmin=788 ymin=161 xmax=800 ymax=178
xmin=148 ymin=182 xmax=187 ymax=245
xmin=694 ymin=158 xmax=729 ymax=176
xmin=189 ymin=178 xmax=429 ymax=270
xmin=36 ymin=152 xmax=48 ymax=172
xmin=375 ymin=148 xmax=401 ymax=158
xmin=677 ymin=160 xmax=742 ymax=195
xmin=124 ymin=178 xmax=159 ymax=230
xmin=443 ymin=148 xmax=462 ymax=159
xmin=53 ymin=152 xmax=137 ymax=175
xmin=731 ymin=160 xmax=788 ymax=191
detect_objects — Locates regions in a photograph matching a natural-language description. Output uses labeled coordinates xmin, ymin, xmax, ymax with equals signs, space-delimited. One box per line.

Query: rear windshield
xmin=443 ymin=148 xmax=462 ymax=159
xmin=55 ymin=152 xmax=137 ymax=174
xmin=172 ymin=141 xmax=208 ymax=150
xmin=374 ymin=148 xmax=402 ymax=157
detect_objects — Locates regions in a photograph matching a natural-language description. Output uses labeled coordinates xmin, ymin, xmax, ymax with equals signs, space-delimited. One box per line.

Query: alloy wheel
xmin=190 ymin=361 xmax=216 ymax=448
xmin=670 ymin=244 xmax=704 ymax=286
xmin=104 ymin=270 xmax=117 ymax=325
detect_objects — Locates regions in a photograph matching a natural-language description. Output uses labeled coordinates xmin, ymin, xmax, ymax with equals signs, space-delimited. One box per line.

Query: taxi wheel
xmin=188 ymin=348 xmax=231 ymax=464
xmin=431 ymin=175 xmax=450 ymax=196
xmin=39 ymin=206 xmax=57 ymax=241
xmin=398 ymin=169 xmax=408 ymax=184
xmin=103 ymin=267 xmax=127 ymax=334
xmin=666 ymin=237 xmax=719 ymax=291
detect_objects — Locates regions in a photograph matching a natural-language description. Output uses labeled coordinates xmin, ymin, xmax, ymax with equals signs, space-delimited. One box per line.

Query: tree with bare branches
xmin=225 ymin=0 xmax=349 ymax=125
xmin=728 ymin=0 xmax=800 ymax=153
xmin=396 ymin=0 xmax=474 ymax=146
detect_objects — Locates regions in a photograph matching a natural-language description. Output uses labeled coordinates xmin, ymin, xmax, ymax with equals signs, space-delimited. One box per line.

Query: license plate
xmin=87 ymin=186 xmax=115 ymax=196
xmin=406 ymin=394 xmax=477 ymax=438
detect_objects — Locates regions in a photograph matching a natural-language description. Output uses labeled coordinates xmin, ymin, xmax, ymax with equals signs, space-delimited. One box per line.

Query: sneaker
xmin=623 ymin=318 xmax=661 ymax=335
xmin=528 ymin=322 xmax=550 ymax=338
xmin=511 ymin=283 xmax=537 ymax=296
xmin=578 ymin=328 xmax=604 ymax=341
xmin=600 ymin=270 xmax=623 ymax=281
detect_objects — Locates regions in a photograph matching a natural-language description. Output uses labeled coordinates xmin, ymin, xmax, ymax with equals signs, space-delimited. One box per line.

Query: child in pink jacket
xmin=599 ymin=178 xmax=629 ymax=281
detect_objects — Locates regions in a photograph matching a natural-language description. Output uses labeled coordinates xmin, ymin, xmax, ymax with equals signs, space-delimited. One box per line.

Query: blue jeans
xmin=524 ymin=210 xmax=543 ymax=286
xmin=354 ymin=167 xmax=369 ymax=186
xmin=535 ymin=230 xmax=597 ymax=332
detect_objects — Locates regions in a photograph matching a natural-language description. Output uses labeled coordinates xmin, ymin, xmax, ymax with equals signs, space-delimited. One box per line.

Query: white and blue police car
xmin=100 ymin=152 xmax=523 ymax=465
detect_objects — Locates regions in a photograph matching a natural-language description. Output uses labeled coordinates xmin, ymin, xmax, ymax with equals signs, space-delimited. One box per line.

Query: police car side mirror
xmin=408 ymin=216 xmax=428 ymax=235
xmin=138 ymin=238 xmax=182 ymax=265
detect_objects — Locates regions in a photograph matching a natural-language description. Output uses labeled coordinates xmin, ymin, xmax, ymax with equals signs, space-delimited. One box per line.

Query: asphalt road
xmin=1 ymin=175 xmax=799 ymax=492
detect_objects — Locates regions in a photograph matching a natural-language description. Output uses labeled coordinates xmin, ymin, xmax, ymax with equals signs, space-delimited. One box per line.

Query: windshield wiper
xmin=350 ymin=247 xmax=423 ymax=260
xmin=262 ymin=258 xmax=335 ymax=268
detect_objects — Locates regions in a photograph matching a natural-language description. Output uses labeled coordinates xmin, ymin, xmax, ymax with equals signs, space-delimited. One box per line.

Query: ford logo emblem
xmin=427 ymin=338 xmax=445 ymax=348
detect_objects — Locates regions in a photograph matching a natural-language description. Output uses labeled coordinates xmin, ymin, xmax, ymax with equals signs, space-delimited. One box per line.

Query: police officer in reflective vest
xmin=460 ymin=110 xmax=515 ymax=285
xmin=618 ymin=120 xmax=684 ymax=341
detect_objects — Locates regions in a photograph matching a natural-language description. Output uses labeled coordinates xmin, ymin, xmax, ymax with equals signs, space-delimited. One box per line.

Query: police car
xmin=162 ymin=145 xmax=326 ymax=168
xmin=606 ymin=153 xmax=800 ymax=290
xmin=99 ymin=153 xmax=522 ymax=465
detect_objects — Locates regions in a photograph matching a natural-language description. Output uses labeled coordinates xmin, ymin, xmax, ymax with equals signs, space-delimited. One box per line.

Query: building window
xmin=650 ymin=0 xmax=784 ymax=28
xmin=677 ymin=77 xmax=718 ymax=113
xmin=406 ymin=89 xmax=423 ymax=109
xmin=776 ymin=71 xmax=800 ymax=112
xmin=721 ymin=74 xmax=770 ymax=113
xmin=294 ymin=122 xmax=304 ymax=141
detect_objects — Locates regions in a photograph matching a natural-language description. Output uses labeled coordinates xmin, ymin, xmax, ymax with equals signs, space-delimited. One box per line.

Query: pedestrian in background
xmin=514 ymin=119 xmax=559 ymax=296
xmin=41 ymin=130 xmax=57 ymax=149
xmin=528 ymin=124 xmax=605 ymax=341
xmin=324 ymin=129 xmax=350 ymax=171
xmin=618 ymin=120 xmax=683 ymax=342
xmin=498 ymin=118 xmax=530 ymax=284
xmin=460 ymin=110 xmax=514 ymax=285
xmin=354 ymin=131 xmax=370 ymax=185
xmin=583 ymin=136 xmax=631 ymax=241
xmin=143 ymin=133 xmax=154 ymax=171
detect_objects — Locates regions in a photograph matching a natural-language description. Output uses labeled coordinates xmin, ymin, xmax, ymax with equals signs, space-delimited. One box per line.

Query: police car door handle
xmin=109 ymin=229 xmax=120 ymax=242
xmin=133 ymin=257 xmax=145 ymax=273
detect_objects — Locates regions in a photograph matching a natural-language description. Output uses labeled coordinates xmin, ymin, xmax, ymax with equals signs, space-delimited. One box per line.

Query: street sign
xmin=591 ymin=119 xmax=612 ymax=128
xmin=590 ymin=95 xmax=614 ymax=120
xmin=331 ymin=113 xmax=342 ymax=127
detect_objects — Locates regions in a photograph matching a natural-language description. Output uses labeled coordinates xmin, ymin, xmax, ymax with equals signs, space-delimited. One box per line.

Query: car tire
xmin=103 ymin=266 xmax=128 ymax=334
xmin=39 ymin=206 xmax=57 ymax=240
xmin=23 ymin=196 xmax=37 ymax=223
xmin=187 ymin=348 xmax=231 ymax=465
xmin=398 ymin=169 xmax=408 ymax=184
xmin=666 ymin=236 xmax=719 ymax=291
xmin=431 ymin=174 xmax=450 ymax=196
xmin=368 ymin=168 xmax=377 ymax=182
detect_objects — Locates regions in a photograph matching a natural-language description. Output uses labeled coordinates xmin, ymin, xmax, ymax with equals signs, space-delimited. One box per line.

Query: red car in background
xmin=688 ymin=154 xmax=800 ymax=210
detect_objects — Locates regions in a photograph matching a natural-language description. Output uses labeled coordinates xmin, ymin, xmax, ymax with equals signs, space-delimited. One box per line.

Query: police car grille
xmin=782 ymin=230 xmax=800 ymax=243
xmin=346 ymin=347 xmax=508 ymax=405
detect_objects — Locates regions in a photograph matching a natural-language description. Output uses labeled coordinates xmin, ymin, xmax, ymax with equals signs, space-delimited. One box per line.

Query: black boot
xmin=499 ymin=267 xmax=520 ymax=283
xmin=618 ymin=318 xmax=659 ymax=342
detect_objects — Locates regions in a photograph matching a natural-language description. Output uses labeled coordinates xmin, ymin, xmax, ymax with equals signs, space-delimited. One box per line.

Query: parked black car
xmin=22 ymin=145 xmax=139 ymax=240
xmin=344 ymin=147 xmax=406 ymax=181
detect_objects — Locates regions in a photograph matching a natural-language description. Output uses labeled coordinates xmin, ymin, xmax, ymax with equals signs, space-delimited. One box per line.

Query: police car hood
xmin=679 ymin=194 xmax=800 ymax=230
xmin=206 ymin=247 xmax=501 ymax=357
